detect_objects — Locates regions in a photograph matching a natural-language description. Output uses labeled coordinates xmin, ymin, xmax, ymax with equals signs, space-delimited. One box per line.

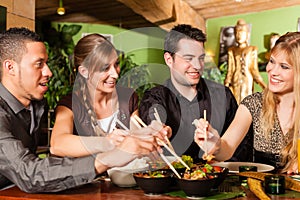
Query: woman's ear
xmin=78 ymin=66 xmax=89 ymax=79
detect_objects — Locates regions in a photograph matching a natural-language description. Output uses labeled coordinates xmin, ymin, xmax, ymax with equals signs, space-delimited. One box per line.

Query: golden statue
xmin=225 ymin=19 xmax=266 ymax=103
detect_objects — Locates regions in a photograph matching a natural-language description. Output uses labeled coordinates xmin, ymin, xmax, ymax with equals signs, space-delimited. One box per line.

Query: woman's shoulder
xmin=56 ymin=92 xmax=73 ymax=108
xmin=241 ymin=92 xmax=263 ymax=108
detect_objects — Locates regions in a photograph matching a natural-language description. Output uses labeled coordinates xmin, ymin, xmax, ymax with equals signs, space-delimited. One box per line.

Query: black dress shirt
xmin=0 ymin=83 xmax=96 ymax=193
xmin=139 ymin=78 xmax=252 ymax=162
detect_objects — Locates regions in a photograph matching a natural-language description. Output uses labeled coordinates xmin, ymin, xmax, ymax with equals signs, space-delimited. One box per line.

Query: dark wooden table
xmin=0 ymin=180 xmax=184 ymax=200
xmin=0 ymin=178 xmax=297 ymax=200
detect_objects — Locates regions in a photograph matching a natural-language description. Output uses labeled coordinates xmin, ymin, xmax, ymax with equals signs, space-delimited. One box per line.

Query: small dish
xmin=212 ymin=162 xmax=274 ymax=173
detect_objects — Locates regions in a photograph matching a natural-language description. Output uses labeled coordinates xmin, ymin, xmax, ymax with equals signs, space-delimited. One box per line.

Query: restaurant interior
xmin=1 ymin=0 xmax=300 ymax=199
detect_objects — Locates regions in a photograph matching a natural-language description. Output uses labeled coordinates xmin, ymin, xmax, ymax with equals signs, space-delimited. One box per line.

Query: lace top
xmin=241 ymin=92 xmax=290 ymax=154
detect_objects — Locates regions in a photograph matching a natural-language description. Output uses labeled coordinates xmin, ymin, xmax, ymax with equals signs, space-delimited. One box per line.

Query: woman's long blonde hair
xmin=261 ymin=32 xmax=300 ymax=172
xmin=73 ymin=34 xmax=117 ymax=136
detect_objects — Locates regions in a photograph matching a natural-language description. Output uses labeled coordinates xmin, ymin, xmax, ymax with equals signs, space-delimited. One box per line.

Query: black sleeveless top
xmin=56 ymin=86 xmax=138 ymax=136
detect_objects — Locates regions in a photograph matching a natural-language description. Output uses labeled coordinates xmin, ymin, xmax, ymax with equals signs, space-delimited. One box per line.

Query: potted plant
xmin=117 ymin=53 xmax=156 ymax=102
xmin=39 ymin=24 xmax=81 ymax=147
xmin=43 ymin=24 xmax=81 ymax=110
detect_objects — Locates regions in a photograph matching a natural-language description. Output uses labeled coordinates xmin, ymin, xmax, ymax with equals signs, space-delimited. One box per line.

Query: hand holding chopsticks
xmin=131 ymin=115 xmax=189 ymax=172
xmin=156 ymin=137 xmax=190 ymax=170
xmin=193 ymin=111 xmax=221 ymax=162
xmin=160 ymin=153 xmax=181 ymax=178
xmin=153 ymin=108 xmax=174 ymax=152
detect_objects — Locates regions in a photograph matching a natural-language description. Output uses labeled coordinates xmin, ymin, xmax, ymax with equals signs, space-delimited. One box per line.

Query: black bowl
xmin=177 ymin=177 xmax=216 ymax=197
xmin=133 ymin=170 xmax=173 ymax=195
xmin=208 ymin=166 xmax=229 ymax=188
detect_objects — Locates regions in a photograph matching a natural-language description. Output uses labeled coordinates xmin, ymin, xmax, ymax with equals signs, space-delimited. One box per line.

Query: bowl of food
xmin=194 ymin=164 xmax=229 ymax=188
xmin=107 ymin=158 xmax=149 ymax=187
xmin=133 ymin=170 xmax=173 ymax=195
xmin=210 ymin=166 xmax=229 ymax=188
xmin=177 ymin=165 xmax=217 ymax=198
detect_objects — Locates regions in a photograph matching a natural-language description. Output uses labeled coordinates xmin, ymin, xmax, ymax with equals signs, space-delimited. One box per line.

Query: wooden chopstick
xmin=153 ymin=108 xmax=175 ymax=152
xmin=203 ymin=109 xmax=208 ymax=156
xmin=130 ymin=116 xmax=142 ymax=129
xmin=115 ymin=118 xmax=130 ymax=131
xmin=133 ymin=115 xmax=147 ymax=127
xmin=153 ymin=108 xmax=162 ymax=124
xmin=156 ymin=137 xmax=190 ymax=170
xmin=159 ymin=152 xmax=181 ymax=179
xmin=132 ymin=115 xmax=190 ymax=170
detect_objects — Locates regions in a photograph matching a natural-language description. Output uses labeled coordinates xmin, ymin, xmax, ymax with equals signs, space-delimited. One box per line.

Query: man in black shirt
xmin=139 ymin=24 xmax=252 ymax=162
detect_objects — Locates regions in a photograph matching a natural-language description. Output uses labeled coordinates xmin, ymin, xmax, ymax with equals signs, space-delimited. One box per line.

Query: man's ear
xmin=3 ymin=60 xmax=16 ymax=76
xmin=164 ymin=52 xmax=173 ymax=68
xmin=78 ymin=66 xmax=89 ymax=79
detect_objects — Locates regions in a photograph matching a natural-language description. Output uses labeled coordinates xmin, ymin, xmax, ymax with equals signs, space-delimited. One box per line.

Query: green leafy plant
xmin=219 ymin=62 xmax=228 ymax=83
xmin=43 ymin=24 xmax=81 ymax=110
xmin=202 ymin=56 xmax=223 ymax=83
xmin=118 ymin=53 xmax=156 ymax=102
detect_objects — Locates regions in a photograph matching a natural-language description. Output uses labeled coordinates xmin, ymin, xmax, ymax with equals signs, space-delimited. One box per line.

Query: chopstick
xmin=133 ymin=115 xmax=147 ymax=127
xmin=130 ymin=115 xmax=181 ymax=177
xmin=153 ymin=108 xmax=175 ymax=152
xmin=131 ymin=115 xmax=190 ymax=171
xmin=115 ymin=118 xmax=130 ymax=131
xmin=203 ymin=110 xmax=208 ymax=156
xmin=156 ymin=137 xmax=190 ymax=170
xmin=159 ymin=153 xmax=181 ymax=179
xmin=153 ymin=108 xmax=162 ymax=124
xmin=130 ymin=116 xmax=142 ymax=129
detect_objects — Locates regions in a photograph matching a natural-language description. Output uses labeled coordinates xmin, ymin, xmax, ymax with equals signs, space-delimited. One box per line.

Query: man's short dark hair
xmin=164 ymin=24 xmax=206 ymax=56
xmin=0 ymin=27 xmax=42 ymax=80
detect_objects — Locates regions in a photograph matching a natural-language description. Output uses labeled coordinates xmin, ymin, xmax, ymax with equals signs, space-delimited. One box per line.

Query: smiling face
xmin=11 ymin=42 xmax=52 ymax=106
xmin=165 ymin=38 xmax=205 ymax=88
xmin=266 ymin=51 xmax=294 ymax=95
xmin=87 ymin=50 xmax=120 ymax=94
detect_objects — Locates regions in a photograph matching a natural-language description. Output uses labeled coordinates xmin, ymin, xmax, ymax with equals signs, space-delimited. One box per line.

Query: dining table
xmin=0 ymin=175 xmax=299 ymax=200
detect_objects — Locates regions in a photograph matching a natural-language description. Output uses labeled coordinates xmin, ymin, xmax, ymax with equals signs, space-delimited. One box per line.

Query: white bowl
xmin=107 ymin=158 xmax=149 ymax=187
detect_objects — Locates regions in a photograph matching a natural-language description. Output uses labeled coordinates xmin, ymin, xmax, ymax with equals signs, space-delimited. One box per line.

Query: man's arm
xmin=0 ymin=112 xmax=97 ymax=193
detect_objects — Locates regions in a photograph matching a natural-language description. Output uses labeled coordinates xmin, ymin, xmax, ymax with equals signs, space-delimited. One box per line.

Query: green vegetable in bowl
xmin=172 ymin=155 xmax=194 ymax=169
xmin=203 ymin=163 xmax=213 ymax=173
xmin=149 ymin=171 xmax=165 ymax=178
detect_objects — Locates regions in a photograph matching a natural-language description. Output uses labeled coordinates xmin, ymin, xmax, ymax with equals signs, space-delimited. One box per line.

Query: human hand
xmin=130 ymin=120 xmax=162 ymax=137
xmin=95 ymin=135 xmax=158 ymax=169
xmin=193 ymin=118 xmax=221 ymax=156
xmin=107 ymin=129 xmax=128 ymax=146
xmin=148 ymin=120 xmax=172 ymax=139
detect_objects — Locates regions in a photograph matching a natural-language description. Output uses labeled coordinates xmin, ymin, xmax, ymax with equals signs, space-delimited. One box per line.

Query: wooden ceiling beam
xmin=118 ymin=0 xmax=206 ymax=32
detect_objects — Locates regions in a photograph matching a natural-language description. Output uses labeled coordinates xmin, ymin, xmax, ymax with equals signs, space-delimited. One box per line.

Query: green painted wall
xmin=52 ymin=22 xmax=167 ymax=64
xmin=206 ymin=5 xmax=300 ymax=65
xmin=51 ymin=22 xmax=169 ymax=84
